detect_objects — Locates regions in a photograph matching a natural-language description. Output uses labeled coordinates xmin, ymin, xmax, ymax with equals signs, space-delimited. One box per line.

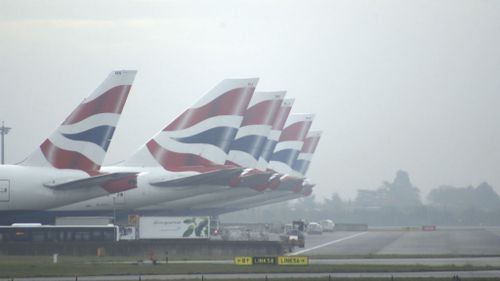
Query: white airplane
xmin=208 ymin=130 xmax=322 ymax=213
xmin=256 ymin=99 xmax=295 ymax=172
xmin=0 ymin=70 xmax=138 ymax=224
xmin=159 ymin=110 xmax=316 ymax=215
xmin=52 ymin=78 xmax=258 ymax=216
xmin=137 ymin=91 xmax=287 ymax=212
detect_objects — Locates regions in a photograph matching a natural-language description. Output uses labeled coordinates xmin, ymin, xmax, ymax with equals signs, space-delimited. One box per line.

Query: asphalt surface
xmin=4 ymin=227 xmax=500 ymax=280
xmin=295 ymin=227 xmax=500 ymax=256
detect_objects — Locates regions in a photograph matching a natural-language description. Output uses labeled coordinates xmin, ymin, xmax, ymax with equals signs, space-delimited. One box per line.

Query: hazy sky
xmin=1 ymin=0 xmax=500 ymax=200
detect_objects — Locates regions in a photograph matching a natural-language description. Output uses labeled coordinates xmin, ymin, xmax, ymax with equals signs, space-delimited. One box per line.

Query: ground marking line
xmin=289 ymin=232 xmax=368 ymax=256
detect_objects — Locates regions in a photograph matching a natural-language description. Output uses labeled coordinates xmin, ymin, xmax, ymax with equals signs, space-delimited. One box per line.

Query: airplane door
xmin=0 ymin=180 xmax=10 ymax=201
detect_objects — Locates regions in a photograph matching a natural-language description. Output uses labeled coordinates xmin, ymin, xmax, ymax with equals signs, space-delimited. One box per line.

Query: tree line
xmin=222 ymin=170 xmax=500 ymax=226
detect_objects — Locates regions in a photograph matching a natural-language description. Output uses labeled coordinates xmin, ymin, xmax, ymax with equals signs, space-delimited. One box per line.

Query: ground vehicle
xmin=138 ymin=216 xmax=210 ymax=239
xmin=280 ymin=220 xmax=306 ymax=250
xmin=292 ymin=220 xmax=306 ymax=231
xmin=321 ymin=219 xmax=335 ymax=232
xmin=307 ymin=222 xmax=323 ymax=234
xmin=280 ymin=229 xmax=305 ymax=250
xmin=0 ymin=224 xmax=120 ymax=242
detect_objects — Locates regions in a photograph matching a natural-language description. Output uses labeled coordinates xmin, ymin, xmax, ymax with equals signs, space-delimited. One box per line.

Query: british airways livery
xmin=54 ymin=78 xmax=257 ymax=215
xmin=226 ymin=91 xmax=286 ymax=169
xmin=226 ymin=91 xmax=286 ymax=189
xmin=256 ymin=98 xmax=295 ymax=172
xmin=291 ymin=131 xmax=322 ymax=177
xmin=147 ymin=91 xmax=287 ymax=213
xmin=208 ymin=130 xmax=323 ymax=213
xmin=134 ymin=80 xmax=256 ymax=172
xmin=0 ymin=70 xmax=137 ymax=221
xmin=267 ymin=113 xmax=314 ymax=175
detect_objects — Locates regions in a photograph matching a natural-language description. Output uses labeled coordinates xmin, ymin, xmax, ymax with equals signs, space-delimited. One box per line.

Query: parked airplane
xmin=267 ymin=113 xmax=315 ymax=192
xmin=226 ymin=91 xmax=287 ymax=190
xmin=0 ymin=70 xmax=138 ymax=223
xmin=291 ymin=131 xmax=323 ymax=178
xmin=208 ymin=130 xmax=322 ymax=213
xmin=256 ymin=99 xmax=295 ymax=172
xmin=167 ymin=112 xmax=317 ymax=215
xmin=268 ymin=114 xmax=314 ymax=173
xmin=52 ymin=78 xmax=257 ymax=217
xmin=138 ymin=91 xmax=287 ymax=213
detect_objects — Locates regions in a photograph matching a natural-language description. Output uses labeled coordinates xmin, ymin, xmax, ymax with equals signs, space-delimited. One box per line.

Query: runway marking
xmin=289 ymin=232 xmax=368 ymax=256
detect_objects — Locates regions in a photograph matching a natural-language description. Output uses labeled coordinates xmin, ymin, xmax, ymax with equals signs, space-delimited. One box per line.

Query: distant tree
xmin=382 ymin=170 xmax=422 ymax=208
xmin=323 ymin=193 xmax=344 ymax=210
xmin=473 ymin=182 xmax=500 ymax=211
xmin=293 ymin=194 xmax=318 ymax=218
xmin=354 ymin=170 xmax=421 ymax=209
xmin=355 ymin=189 xmax=384 ymax=208
xmin=428 ymin=182 xmax=500 ymax=212
xmin=427 ymin=185 xmax=469 ymax=210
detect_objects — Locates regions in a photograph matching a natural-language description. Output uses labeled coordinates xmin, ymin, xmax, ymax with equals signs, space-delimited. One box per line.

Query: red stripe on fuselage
xmin=40 ymin=139 xmax=99 ymax=171
xmin=164 ymin=87 xmax=254 ymax=131
xmin=62 ymin=85 xmax=131 ymax=125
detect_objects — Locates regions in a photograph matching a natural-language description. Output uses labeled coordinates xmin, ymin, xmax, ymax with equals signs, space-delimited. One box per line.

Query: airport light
xmin=0 ymin=122 xmax=11 ymax=165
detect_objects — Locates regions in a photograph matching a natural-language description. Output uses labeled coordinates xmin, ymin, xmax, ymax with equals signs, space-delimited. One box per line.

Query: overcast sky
xmin=1 ymin=0 xmax=500 ymax=200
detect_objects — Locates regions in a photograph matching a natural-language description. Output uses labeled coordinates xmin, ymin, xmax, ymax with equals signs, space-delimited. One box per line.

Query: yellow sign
xmin=253 ymin=256 xmax=276 ymax=265
xmin=234 ymin=256 xmax=253 ymax=265
xmin=277 ymin=256 xmax=309 ymax=265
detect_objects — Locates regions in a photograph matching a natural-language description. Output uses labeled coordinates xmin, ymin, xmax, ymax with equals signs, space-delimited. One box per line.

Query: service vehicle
xmin=138 ymin=216 xmax=210 ymax=239
xmin=321 ymin=219 xmax=335 ymax=232
xmin=307 ymin=222 xmax=323 ymax=234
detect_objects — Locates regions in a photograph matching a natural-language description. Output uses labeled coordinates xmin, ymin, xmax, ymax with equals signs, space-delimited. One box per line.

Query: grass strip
xmin=107 ymin=275 xmax=500 ymax=281
xmin=0 ymin=259 xmax=499 ymax=278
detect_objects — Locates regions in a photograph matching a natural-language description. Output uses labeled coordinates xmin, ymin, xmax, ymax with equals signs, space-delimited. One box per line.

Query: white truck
xmin=307 ymin=222 xmax=323 ymax=235
xmin=321 ymin=219 xmax=335 ymax=232
xmin=138 ymin=216 xmax=210 ymax=239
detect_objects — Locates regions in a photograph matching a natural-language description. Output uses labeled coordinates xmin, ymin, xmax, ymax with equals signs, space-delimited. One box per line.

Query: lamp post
xmin=112 ymin=196 xmax=116 ymax=224
xmin=0 ymin=122 xmax=11 ymax=165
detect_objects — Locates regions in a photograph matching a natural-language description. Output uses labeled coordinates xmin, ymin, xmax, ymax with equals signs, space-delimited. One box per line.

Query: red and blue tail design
xmin=22 ymin=70 xmax=136 ymax=171
xmin=256 ymin=99 xmax=294 ymax=171
xmin=267 ymin=113 xmax=314 ymax=174
xmin=124 ymin=78 xmax=258 ymax=173
xmin=292 ymin=131 xmax=322 ymax=176
xmin=225 ymin=91 xmax=285 ymax=168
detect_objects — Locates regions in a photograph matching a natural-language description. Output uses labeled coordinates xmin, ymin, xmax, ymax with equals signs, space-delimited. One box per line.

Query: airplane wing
xmin=44 ymin=172 xmax=138 ymax=192
xmin=150 ymin=168 xmax=243 ymax=187
xmin=278 ymin=176 xmax=304 ymax=192
xmin=238 ymin=170 xmax=274 ymax=191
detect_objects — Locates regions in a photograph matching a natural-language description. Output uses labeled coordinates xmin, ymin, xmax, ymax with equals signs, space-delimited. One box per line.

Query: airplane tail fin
xmin=225 ymin=91 xmax=286 ymax=168
xmin=256 ymin=98 xmax=294 ymax=171
xmin=292 ymin=130 xmax=322 ymax=177
xmin=21 ymin=70 xmax=137 ymax=171
xmin=267 ymin=113 xmax=314 ymax=174
xmin=123 ymin=78 xmax=258 ymax=173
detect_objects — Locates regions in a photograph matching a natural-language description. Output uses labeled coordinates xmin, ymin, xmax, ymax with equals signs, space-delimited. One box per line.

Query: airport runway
xmin=4 ymin=227 xmax=500 ymax=280
xmin=294 ymin=227 xmax=500 ymax=256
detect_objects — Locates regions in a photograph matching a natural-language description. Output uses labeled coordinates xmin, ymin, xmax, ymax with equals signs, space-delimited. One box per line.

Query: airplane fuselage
xmin=0 ymin=165 xmax=110 ymax=211
xmin=53 ymin=166 xmax=231 ymax=212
